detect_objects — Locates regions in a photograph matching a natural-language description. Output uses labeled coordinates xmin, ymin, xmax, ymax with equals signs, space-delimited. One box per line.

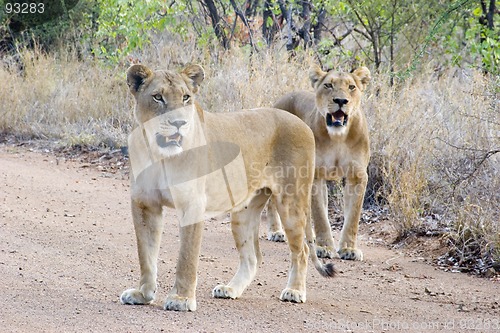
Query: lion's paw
xmin=316 ymin=245 xmax=339 ymax=259
xmin=212 ymin=285 xmax=239 ymax=299
xmin=267 ymin=231 xmax=286 ymax=242
xmin=279 ymin=288 xmax=306 ymax=303
xmin=338 ymin=247 xmax=363 ymax=261
xmin=120 ymin=288 xmax=154 ymax=305
xmin=163 ymin=295 xmax=197 ymax=311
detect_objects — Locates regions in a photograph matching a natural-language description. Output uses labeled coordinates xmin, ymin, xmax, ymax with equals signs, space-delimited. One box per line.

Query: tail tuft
xmin=318 ymin=262 xmax=336 ymax=278
xmin=308 ymin=240 xmax=336 ymax=278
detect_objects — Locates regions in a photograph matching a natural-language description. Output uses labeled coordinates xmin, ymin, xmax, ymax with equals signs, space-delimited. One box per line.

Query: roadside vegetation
xmin=1 ymin=0 xmax=498 ymax=275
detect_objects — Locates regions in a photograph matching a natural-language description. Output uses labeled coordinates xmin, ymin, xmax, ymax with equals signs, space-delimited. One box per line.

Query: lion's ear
xmin=127 ymin=64 xmax=153 ymax=95
xmin=352 ymin=67 xmax=371 ymax=91
xmin=309 ymin=65 xmax=326 ymax=90
xmin=181 ymin=64 xmax=205 ymax=93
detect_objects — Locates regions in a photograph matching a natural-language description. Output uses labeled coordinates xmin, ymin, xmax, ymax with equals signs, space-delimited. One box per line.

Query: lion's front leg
xmin=164 ymin=221 xmax=204 ymax=311
xmin=337 ymin=168 xmax=367 ymax=261
xmin=311 ymin=179 xmax=337 ymax=259
xmin=121 ymin=202 xmax=163 ymax=305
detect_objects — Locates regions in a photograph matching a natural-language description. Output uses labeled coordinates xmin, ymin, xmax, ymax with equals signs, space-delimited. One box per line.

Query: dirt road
xmin=1 ymin=146 xmax=498 ymax=332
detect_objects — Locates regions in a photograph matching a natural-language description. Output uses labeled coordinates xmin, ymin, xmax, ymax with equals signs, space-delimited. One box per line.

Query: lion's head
xmin=309 ymin=66 xmax=371 ymax=136
xmin=127 ymin=64 xmax=205 ymax=157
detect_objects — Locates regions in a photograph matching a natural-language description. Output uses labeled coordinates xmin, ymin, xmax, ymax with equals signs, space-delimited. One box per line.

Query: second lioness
xmin=267 ymin=66 xmax=371 ymax=261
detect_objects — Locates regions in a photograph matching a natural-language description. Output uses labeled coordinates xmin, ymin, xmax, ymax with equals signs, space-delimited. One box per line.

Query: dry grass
xmin=0 ymin=48 xmax=133 ymax=147
xmin=366 ymin=68 xmax=499 ymax=273
xmin=1 ymin=38 xmax=498 ymax=273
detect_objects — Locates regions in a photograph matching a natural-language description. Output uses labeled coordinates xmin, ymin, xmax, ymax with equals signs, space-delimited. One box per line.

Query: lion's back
xmin=273 ymin=91 xmax=316 ymax=122
xmin=204 ymin=107 xmax=314 ymax=149
xmin=204 ymin=107 xmax=315 ymax=183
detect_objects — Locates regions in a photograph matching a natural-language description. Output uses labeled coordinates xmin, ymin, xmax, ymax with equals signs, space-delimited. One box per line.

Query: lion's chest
xmin=315 ymin=147 xmax=344 ymax=180
xmin=131 ymin=173 xmax=176 ymax=209
xmin=314 ymin=141 xmax=364 ymax=180
xmin=130 ymin=154 xmax=252 ymax=218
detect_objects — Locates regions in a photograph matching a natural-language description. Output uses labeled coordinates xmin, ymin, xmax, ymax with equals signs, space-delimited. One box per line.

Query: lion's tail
xmin=307 ymin=239 xmax=336 ymax=278
xmin=305 ymin=212 xmax=336 ymax=278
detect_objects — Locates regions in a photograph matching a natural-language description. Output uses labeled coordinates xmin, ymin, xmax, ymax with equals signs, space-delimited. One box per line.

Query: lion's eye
xmin=153 ymin=94 xmax=163 ymax=102
xmin=183 ymin=94 xmax=191 ymax=103
xmin=349 ymin=85 xmax=356 ymax=91
xmin=324 ymin=83 xmax=333 ymax=89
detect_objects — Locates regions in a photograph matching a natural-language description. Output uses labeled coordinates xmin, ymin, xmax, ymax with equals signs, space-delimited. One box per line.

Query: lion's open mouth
xmin=326 ymin=111 xmax=348 ymax=127
xmin=156 ymin=132 xmax=182 ymax=148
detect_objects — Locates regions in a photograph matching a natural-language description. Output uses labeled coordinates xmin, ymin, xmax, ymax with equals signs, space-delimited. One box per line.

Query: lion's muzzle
xmin=326 ymin=110 xmax=348 ymax=127
xmin=156 ymin=132 xmax=183 ymax=147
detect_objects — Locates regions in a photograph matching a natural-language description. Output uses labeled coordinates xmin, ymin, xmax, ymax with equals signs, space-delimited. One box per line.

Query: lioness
xmin=120 ymin=64 xmax=334 ymax=312
xmin=267 ymin=66 xmax=371 ymax=261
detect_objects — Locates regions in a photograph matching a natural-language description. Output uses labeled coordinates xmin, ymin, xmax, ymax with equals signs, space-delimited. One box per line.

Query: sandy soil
xmin=1 ymin=145 xmax=499 ymax=333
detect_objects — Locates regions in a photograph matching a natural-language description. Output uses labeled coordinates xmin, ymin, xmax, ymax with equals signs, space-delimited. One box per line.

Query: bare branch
xmin=353 ymin=27 xmax=371 ymax=40
xmin=229 ymin=0 xmax=258 ymax=51
xmin=436 ymin=138 xmax=500 ymax=188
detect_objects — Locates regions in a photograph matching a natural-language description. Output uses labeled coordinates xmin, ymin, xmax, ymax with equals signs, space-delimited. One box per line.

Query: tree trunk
xmin=479 ymin=0 xmax=497 ymax=72
xmin=389 ymin=0 xmax=397 ymax=85
xmin=371 ymin=29 xmax=381 ymax=70
xmin=245 ymin=0 xmax=260 ymax=17
xmin=481 ymin=0 xmax=496 ymax=29
xmin=486 ymin=0 xmax=495 ymax=29
xmin=277 ymin=1 xmax=295 ymax=53
xmin=263 ymin=0 xmax=273 ymax=45
xmin=313 ymin=6 xmax=326 ymax=45
xmin=202 ymin=0 xmax=229 ymax=49
xmin=300 ymin=0 xmax=312 ymax=49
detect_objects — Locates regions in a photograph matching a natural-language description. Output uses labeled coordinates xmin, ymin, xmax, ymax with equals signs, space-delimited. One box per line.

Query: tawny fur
xmin=267 ymin=65 xmax=371 ymax=261
xmin=120 ymin=64 xmax=334 ymax=312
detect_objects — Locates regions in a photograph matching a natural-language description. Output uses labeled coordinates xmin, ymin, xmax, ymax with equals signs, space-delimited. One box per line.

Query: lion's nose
xmin=333 ymin=98 xmax=349 ymax=106
xmin=168 ymin=120 xmax=187 ymax=129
